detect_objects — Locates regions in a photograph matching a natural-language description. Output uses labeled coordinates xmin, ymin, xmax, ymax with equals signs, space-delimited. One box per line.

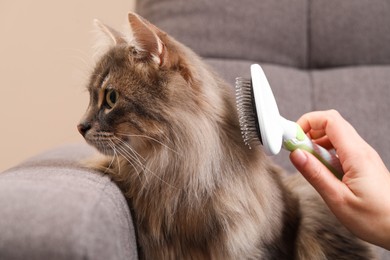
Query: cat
xmin=78 ymin=12 xmax=375 ymax=259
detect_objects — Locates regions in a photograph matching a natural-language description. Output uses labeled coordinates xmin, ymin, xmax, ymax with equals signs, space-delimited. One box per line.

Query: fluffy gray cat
xmin=78 ymin=12 xmax=374 ymax=260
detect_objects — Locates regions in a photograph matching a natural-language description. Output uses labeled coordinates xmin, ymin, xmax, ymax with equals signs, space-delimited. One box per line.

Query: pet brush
xmin=235 ymin=64 xmax=343 ymax=180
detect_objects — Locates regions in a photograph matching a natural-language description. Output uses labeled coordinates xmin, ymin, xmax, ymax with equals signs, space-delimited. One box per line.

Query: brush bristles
xmin=235 ymin=77 xmax=262 ymax=149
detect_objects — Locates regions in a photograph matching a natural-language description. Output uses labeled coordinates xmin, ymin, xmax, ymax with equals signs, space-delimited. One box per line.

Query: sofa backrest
xmin=137 ymin=0 xmax=390 ymax=69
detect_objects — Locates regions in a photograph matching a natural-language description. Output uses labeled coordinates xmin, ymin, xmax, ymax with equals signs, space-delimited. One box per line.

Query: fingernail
xmin=291 ymin=149 xmax=308 ymax=168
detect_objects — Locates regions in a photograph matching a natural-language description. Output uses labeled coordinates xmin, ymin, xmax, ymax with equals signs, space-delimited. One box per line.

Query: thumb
xmin=289 ymin=149 xmax=345 ymax=203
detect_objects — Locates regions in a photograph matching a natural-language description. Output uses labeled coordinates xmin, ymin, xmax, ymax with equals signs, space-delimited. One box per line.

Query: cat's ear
xmin=128 ymin=12 xmax=165 ymax=65
xmin=93 ymin=19 xmax=126 ymax=60
xmin=94 ymin=19 xmax=126 ymax=45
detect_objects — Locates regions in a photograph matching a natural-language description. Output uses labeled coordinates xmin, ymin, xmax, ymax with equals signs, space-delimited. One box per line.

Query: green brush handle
xmin=283 ymin=123 xmax=344 ymax=180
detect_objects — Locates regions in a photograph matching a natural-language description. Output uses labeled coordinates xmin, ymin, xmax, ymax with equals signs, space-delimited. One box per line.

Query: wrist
xmin=381 ymin=213 xmax=390 ymax=250
xmin=372 ymin=204 xmax=390 ymax=250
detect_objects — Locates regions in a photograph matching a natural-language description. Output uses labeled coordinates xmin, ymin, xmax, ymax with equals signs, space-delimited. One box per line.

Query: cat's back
xmin=283 ymin=173 xmax=376 ymax=259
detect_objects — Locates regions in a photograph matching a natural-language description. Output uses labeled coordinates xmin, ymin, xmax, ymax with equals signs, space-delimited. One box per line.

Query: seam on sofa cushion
xmin=306 ymin=0 xmax=312 ymax=69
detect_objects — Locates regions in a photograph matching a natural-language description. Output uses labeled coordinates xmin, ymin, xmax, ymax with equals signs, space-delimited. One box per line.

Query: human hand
xmin=289 ymin=110 xmax=390 ymax=250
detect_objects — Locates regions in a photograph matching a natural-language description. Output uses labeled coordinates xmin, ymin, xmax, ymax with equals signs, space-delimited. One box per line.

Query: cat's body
xmin=78 ymin=13 xmax=374 ymax=259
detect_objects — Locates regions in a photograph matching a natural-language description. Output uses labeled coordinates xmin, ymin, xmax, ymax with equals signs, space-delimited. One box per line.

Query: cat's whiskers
xmin=116 ymin=132 xmax=180 ymax=156
xmin=114 ymin=137 xmax=153 ymax=186
xmin=108 ymin=139 xmax=145 ymax=185
xmin=109 ymin=137 xmax=149 ymax=183
xmin=112 ymin=136 xmax=178 ymax=189
xmin=153 ymin=126 xmax=173 ymax=145
xmin=103 ymin=143 xmax=117 ymax=174
xmin=116 ymin=142 xmax=153 ymax=190
xmin=113 ymin=136 xmax=147 ymax=165
xmin=107 ymin=141 xmax=120 ymax=173
xmin=113 ymin=146 xmax=122 ymax=174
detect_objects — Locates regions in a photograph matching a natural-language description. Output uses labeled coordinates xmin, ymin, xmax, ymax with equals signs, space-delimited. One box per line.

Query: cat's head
xmin=78 ymin=13 xmax=232 ymax=158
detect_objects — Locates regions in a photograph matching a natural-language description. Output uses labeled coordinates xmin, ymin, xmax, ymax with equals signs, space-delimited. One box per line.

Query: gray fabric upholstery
xmin=137 ymin=0 xmax=390 ymax=68
xmin=1 ymin=0 xmax=389 ymax=259
xmin=137 ymin=0 xmax=309 ymax=68
xmin=0 ymin=145 xmax=138 ymax=260
xmin=310 ymin=1 xmax=390 ymax=67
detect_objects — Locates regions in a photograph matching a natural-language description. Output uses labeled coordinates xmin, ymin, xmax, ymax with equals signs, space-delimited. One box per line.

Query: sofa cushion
xmin=0 ymin=144 xmax=138 ymax=260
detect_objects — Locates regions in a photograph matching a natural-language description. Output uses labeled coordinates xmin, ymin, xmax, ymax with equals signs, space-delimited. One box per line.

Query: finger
xmin=289 ymin=149 xmax=348 ymax=204
xmin=307 ymin=129 xmax=326 ymax=140
xmin=297 ymin=110 xmax=365 ymax=158
xmin=312 ymin=136 xmax=334 ymax=150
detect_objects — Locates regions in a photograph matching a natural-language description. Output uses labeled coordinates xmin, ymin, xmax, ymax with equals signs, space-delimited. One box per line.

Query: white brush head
xmin=250 ymin=64 xmax=283 ymax=155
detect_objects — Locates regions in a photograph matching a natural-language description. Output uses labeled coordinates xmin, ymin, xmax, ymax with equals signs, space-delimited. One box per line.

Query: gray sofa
xmin=1 ymin=0 xmax=389 ymax=259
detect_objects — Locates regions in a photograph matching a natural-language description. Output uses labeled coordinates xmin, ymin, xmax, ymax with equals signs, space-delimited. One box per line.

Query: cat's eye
xmin=105 ymin=89 xmax=119 ymax=108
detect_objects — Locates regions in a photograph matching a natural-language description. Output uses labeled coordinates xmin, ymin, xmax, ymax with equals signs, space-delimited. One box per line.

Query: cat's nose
xmin=77 ymin=122 xmax=91 ymax=137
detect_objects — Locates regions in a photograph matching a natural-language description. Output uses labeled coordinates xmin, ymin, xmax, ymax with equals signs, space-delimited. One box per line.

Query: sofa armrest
xmin=0 ymin=144 xmax=138 ymax=260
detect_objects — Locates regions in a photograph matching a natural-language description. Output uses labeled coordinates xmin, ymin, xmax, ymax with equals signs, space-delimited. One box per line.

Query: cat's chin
xmin=85 ymin=140 xmax=115 ymax=157
xmin=95 ymin=147 xmax=115 ymax=156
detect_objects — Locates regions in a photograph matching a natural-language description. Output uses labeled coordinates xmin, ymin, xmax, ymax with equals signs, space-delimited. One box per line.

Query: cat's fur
xmin=78 ymin=12 xmax=374 ymax=259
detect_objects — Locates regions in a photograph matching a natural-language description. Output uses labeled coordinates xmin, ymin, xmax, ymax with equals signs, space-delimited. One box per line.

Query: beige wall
xmin=0 ymin=0 xmax=136 ymax=171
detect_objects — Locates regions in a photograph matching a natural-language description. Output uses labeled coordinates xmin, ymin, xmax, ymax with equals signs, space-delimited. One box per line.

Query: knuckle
xmin=327 ymin=109 xmax=339 ymax=115
xmin=327 ymin=109 xmax=341 ymax=121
